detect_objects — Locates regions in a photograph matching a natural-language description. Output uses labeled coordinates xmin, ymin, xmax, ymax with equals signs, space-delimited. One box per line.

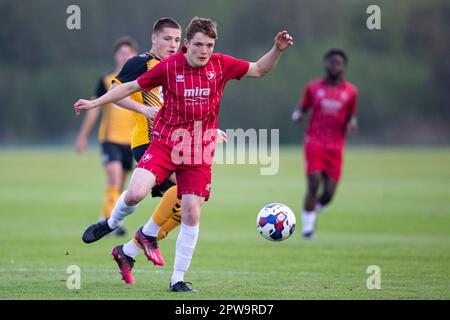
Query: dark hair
xmin=186 ymin=17 xmax=218 ymax=41
xmin=153 ymin=17 xmax=182 ymax=33
xmin=113 ymin=36 xmax=139 ymax=53
xmin=324 ymin=49 xmax=348 ymax=65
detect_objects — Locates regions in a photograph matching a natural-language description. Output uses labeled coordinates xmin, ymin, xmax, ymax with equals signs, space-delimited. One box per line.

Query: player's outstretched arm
xmin=74 ymin=108 xmax=101 ymax=153
xmin=291 ymin=109 xmax=305 ymax=124
xmin=245 ymin=31 xmax=293 ymax=78
xmin=74 ymin=80 xmax=141 ymax=116
xmin=110 ymin=83 xmax=159 ymax=121
xmin=216 ymin=128 xmax=228 ymax=144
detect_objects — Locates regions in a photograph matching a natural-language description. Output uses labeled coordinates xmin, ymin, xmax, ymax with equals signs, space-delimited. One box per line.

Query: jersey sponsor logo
xmin=154 ymin=130 xmax=160 ymax=136
xmin=176 ymin=74 xmax=185 ymax=82
xmin=321 ymin=99 xmax=343 ymax=111
xmin=206 ymin=71 xmax=215 ymax=81
xmin=184 ymin=87 xmax=210 ymax=97
xmin=184 ymin=87 xmax=210 ymax=103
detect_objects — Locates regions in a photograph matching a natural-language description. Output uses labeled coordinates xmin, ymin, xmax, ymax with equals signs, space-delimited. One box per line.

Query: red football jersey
xmin=300 ymin=78 xmax=358 ymax=149
xmin=137 ymin=49 xmax=249 ymax=155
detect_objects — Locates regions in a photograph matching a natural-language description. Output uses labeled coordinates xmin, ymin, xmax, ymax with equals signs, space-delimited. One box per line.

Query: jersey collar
xmin=146 ymin=51 xmax=161 ymax=61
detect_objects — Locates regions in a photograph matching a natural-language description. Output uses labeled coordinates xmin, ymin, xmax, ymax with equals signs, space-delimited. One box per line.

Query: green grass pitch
xmin=0 ymin=146 xmax=449 ymax=299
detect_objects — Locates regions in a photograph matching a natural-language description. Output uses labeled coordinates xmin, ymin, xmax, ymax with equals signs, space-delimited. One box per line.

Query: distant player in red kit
xmin=292 ymin=49 xmax=358 ymax=239
xmin=75 ymin=17 xmax=293 ymax=291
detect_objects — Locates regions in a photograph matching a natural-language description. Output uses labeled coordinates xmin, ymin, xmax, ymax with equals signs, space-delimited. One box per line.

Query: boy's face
xmin=152 ymin=27 xmax=182 ymax=59
xmin=114 ymin=45 xmax=136 ymax=68
xmin=325 ymin=54 xmax=345 ymax=78
xmin=184 ymin=32 xmax=215 ymax=67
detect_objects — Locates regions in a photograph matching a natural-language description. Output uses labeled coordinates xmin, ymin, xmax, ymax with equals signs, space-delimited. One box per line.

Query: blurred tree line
xmin=0 ymin=0 xmax=448 ymax=145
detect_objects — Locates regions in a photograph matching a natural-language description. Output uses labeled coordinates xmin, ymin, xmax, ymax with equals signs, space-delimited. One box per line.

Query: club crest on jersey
xmin=317 ymin=89 xmax=325 ymax=98
xmin=206 ymin=71 xmax=215 ymax=81
xmin=142 ymin=154 xmax=152 ymax=162
xmin=176 ymin=74 xmax=184 ymax=82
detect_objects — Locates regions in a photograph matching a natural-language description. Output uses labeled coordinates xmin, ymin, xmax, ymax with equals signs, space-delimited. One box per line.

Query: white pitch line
xmin=0 ymin=267 xmax=305 ymax=276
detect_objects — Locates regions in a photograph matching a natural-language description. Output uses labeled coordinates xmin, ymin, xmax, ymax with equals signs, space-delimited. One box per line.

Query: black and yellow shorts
xmin=101 ymin=142 xmax=133 ymax=171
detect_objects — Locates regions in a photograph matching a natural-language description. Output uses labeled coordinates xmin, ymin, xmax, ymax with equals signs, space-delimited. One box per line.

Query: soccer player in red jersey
xmin=292 ymin=49 xmax=358 ymax=239
xmin=74 ymin=17 xmax=293 ymax=292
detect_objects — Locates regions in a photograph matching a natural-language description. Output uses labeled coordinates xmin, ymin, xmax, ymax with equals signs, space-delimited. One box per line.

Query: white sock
xmin=171 ymin=269 xmax=185 ymax=286
xmin=142 ymin=217 xmax=161 ymax=238
xmin=170 ymin=223 xmax=199 ymax=286
xmin=107 ymin=191 xmax=138 ymax=229
xmin=122 ymin=240 xmax=142 ymax=258
xmin=315 ymin=203 xmax=325 ymax=213
xmin=301 ymin=210 xmax=317 ymax=234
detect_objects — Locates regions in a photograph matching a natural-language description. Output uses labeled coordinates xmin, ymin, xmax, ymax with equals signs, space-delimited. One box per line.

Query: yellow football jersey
xmin=96 ymin=73 xmax=134 ymax=145
xmin=112 ymin=52 xmax=163 ymax=149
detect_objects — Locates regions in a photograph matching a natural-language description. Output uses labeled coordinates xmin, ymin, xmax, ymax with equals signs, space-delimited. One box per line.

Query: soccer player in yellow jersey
xmin=80 ymin=18 xmax=187 ymax=284
xmin=75 ymin=36 xmax=138 ymax=236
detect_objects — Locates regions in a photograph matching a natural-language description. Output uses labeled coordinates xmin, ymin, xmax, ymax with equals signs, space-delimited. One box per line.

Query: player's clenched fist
xmin=275 ymin=31 xmax=294 ymax=51
xmin=74 ymin=99 xmax=96 ymax=116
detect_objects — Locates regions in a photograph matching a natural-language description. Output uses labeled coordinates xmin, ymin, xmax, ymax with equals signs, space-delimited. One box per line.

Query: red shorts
xmin=136 ymin=141 xmax=212 ymax=201
xmin=304 ymin=142 xmax=343 ymax=182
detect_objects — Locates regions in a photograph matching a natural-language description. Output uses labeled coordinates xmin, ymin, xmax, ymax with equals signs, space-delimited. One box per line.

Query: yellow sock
xmin=148 ymin=185 xmax=182 ymax=240
xmin=101 ymin=186 xmax=120 ymax=219
xmin=157 ymin=204 xmax=181 ymax=240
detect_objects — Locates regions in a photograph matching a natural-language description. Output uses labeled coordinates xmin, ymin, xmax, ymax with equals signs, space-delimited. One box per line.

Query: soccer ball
xmin=256 ymin=203 xmax=296 ymax=241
